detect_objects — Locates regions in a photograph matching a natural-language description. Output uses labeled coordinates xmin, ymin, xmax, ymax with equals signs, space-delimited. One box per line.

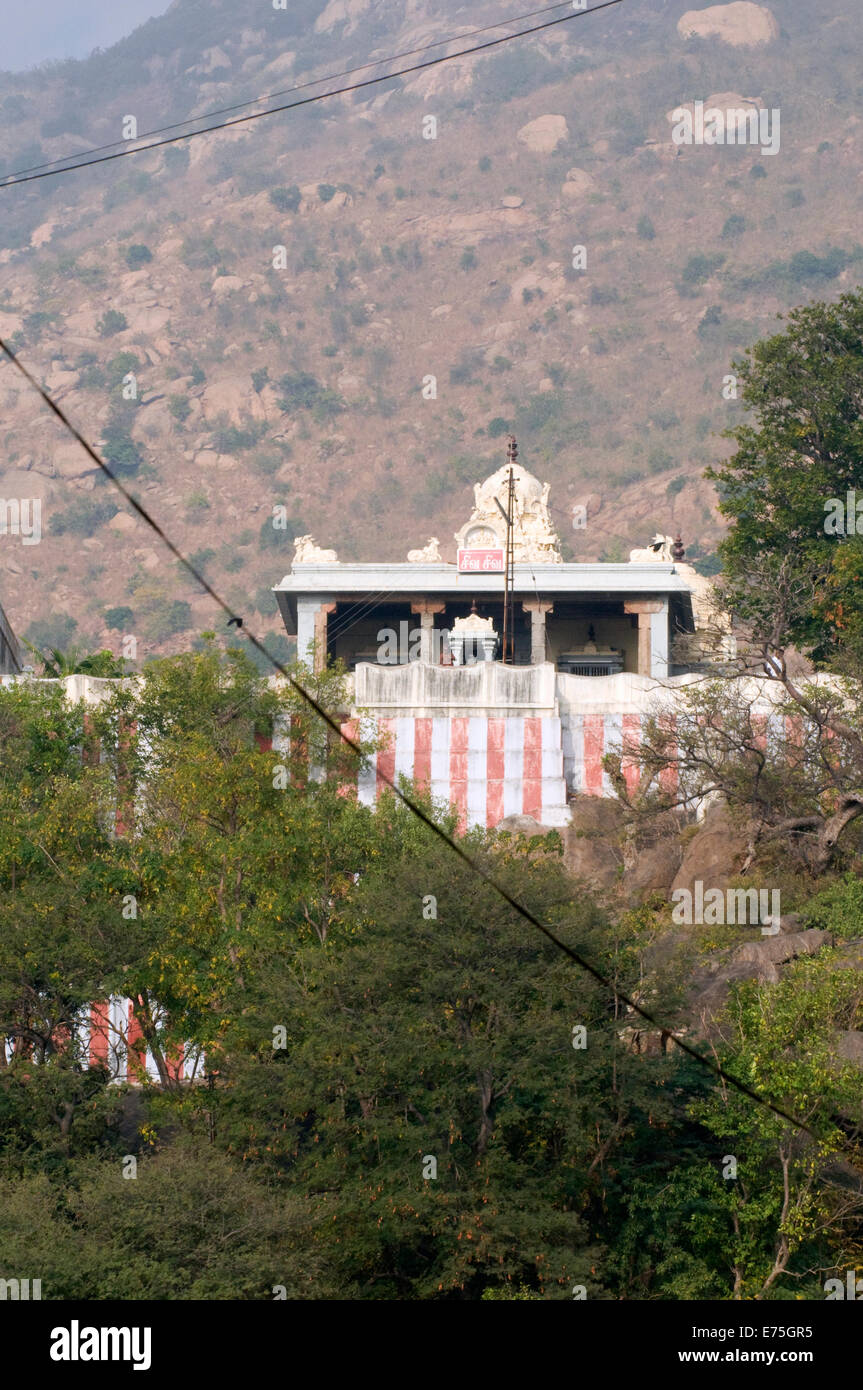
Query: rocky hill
xmin=0 ymin=0 xmax=861 ymax=660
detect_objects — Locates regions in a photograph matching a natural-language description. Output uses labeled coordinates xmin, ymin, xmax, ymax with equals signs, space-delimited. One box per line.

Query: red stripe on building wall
xmin=486 ymin=718 xmax=505 ymax=827
xmin=127 ymin=1000 xmax=147 ymax=1083
xmin=658 ymin=715 xmax=678 ymax=799
xmin=413 ymin=717 xmax=433 ymax=791
xmin=522 ymin=716 xmax=543 ymax=820
xmin=338 ymin=720 xmax=359 ymax=799
xmin=115 ymin=717 xmax=136 ymax=838
xmin=583 ymin=715 xmax=605 ymax=796
xmin=255 ymin=732 xmax=273 ymax=754
xmin=622 ymin=714 xmax=641 ymax=797
xmin=449 ymin=717 xmax=469 ymax=832
xmin=376 ymin=718 xmax=396 ymax=798
xmin=89 ymin=1001 xmax=110 ymax=1067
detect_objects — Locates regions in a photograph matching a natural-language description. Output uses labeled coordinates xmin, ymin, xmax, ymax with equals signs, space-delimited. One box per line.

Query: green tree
xmin=708 ymin=290 xmax=863 ymax=667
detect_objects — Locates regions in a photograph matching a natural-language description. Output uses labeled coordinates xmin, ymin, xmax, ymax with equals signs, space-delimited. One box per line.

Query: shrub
xmin=25 ymin=615 xmax=77 ymax=652
xmin=211 ymin=421 xmax=265 ymax=454
xmin=721 ymin=214 xmax=746 ymax=239
xmin=105 ymin=606 xmax=134 ymax=630
xmin=636 ymin=214 xmax=655 ymax=241
xmin=487 ymin=417 xmax=511 ymax=438
xmin=107 ymin=352 xmax=140 ymax=384
xmin=680 ymin=253 xmax=724 ymax=287
xmin=101 ymin=416 xmax=143 ymax=476
xmin=97 ymin=310 xmax=127 ymax=338
xmin=276 ymin=372 xmax=343 ymax=419
xmin=317 ymin=184 xmax=337 ymax=203
xmin=802 ymin=876 xmax=863 ymax=940
xmin=460 ymin=248 xmax=478 ymax=271
xmin=269 ymin=185 xmax=301 ymax=212
xmin=259 ymin=516 xmax=304 ymax=549
xmin=51 ymin=497 xmax=119 ymax=536
xmin=589 ymin=285 xmax=619 ymax=305
xmin=125 ymin=244 xmax=152 ymax=269
xmin=168 ymin=395 xmax=191 ymax=423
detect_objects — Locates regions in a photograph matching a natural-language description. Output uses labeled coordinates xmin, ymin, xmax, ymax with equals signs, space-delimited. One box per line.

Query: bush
xmin=97 ymin=310 xmax=127 ymax=338
xmin=276 ymin=372 xmax=343 ymax=420
xmin=105 ymin=606 xmax=134 ymax=630
xmin=636 ymin=214 xmax=655 ymax=241
xmin=211 ymin=421 xmax=266 ymax=454
xmin=259 ymin=516 xmax=304 ymax=549
xmin=487 ymin=417 xmax=511 ymax=438
xmin=168 ymin=395 xmax=191 ymax=423
xmin=317 ymin=184 xmax=337 ymax=203
xmin=802 ymin=876 xmax=863 ymax=940
xmin=51 ymin=497 xmax=119 ymax=536
xmin=589 ymin=286 xmax=619 ymax=306
xmin=684 ymin=253 xmax=724 ymax=284
xmin=107 ymin=352 xmax=140 ymax=385
xmin=269 ymin=185 xmax=302 ymax=213
xmin=721 ymin=214 xmax=746 ymax=239
xmin=125 ymin=244 xmax=152 ymax=270
xmin=460 ymin=248 xmax=478 ymax=271
xmin=101 ymin=416 xmax=143 ymax=476
xmin=26 ymin=615 xmax=78 ymax=653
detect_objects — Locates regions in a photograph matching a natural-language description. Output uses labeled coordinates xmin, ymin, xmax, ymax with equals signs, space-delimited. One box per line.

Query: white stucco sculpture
xmin=407 ymin=537 xmax=442 ymax=563
xmin=454 ymin=461 xmax=563 ymax=564
xmin=292 ymin=535 xmax=339 ymax=565
xmin=629 ymin=534 xmax=676 ymax=563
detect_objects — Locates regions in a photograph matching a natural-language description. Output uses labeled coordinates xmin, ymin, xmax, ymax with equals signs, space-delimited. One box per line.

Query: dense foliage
xmin=0 ymin=647 xmax=861 ymax=1299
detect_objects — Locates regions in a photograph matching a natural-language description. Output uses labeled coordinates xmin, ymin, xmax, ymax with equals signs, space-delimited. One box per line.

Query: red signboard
xmin=458 ymin=548 xmax=504 ymax=573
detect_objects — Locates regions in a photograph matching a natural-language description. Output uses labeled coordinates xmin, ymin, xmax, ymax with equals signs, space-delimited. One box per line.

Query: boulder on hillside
xmin=671 ymin=804 xmax=749 ymax=899
xmin=562 ymin=796 xmax=625 ymax=892
xmin=623 ymin=810 xmax=683 ymax=902
xmin=517 ymin=115 xmax=569 ymax=154
xmin=677 ymin=3 xmax=779 ymax=47
xmin=687 ymin=928 xmax=829 ymax=1037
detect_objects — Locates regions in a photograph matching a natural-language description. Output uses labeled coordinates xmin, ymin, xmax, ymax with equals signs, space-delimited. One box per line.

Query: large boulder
xmin=562 ymin=796 xmax=625 ymax=892
xmin=687 ymin=929 xmax=829 ymax=1037
xmin=671 ymin=804 xmax=749 ymax=899
xmin=677 ymin=3 xmax=779 ymax=47
xmin=516 ymin=115 xmax=569 ymax=154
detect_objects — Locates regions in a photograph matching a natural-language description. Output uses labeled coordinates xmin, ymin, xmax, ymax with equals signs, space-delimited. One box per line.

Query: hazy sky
xmin=1 ymin=0 xmax=174 ymax=72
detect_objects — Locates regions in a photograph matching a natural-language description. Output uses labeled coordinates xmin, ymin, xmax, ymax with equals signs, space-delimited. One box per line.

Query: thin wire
xmin=0 ymin=0 xmax=624 ymax=189
xmin=0 ymin=333 xmax=838 ymax=1149
xmin=4 ymin=0 xmax=583 ymax=182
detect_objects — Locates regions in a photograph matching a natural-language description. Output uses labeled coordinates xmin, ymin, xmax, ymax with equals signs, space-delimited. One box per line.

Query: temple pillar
xmin=313 ymin=602 xmax=337 ymax=674
xmin=411 ymin=601 xmax=446 ymax=663
xmin=623 ymin=599 xmax=668 ymax=677
xmin=522 ymin=601 xmax=553 ymax=665
xmin=297 ymin=596 xmax=337 ymax=671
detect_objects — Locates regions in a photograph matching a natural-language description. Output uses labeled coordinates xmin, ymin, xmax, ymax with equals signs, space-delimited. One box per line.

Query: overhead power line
xmin=0 ymin=0 xmax=624 ymax=189
xmin=0 ymin=332 xmax=838 ymax=1152
xmin=4 ymin=1 xmax=587 ymax=183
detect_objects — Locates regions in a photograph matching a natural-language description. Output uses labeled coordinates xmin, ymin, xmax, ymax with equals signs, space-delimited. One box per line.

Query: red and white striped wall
xmin=85 ymin=999 xmax=202 ymax=1084
xmin=344 ymin=715 xmax=570 ymax=829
